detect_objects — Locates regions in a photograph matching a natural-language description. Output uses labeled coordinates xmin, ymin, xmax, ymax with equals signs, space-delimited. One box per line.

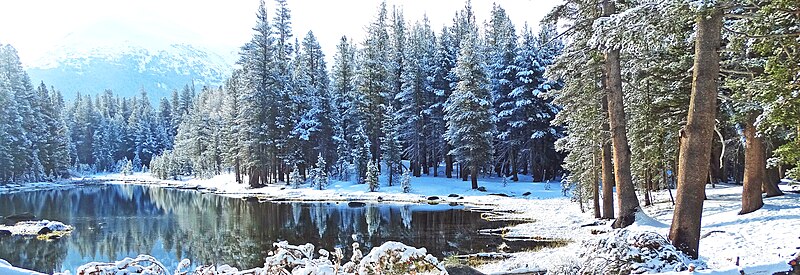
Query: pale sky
xmin=0 ymin=0 xmax=561 ymax=66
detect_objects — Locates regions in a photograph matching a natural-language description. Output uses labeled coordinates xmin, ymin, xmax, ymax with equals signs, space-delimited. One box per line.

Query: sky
xmin=0 ymin=0 xmax=562 ymax=67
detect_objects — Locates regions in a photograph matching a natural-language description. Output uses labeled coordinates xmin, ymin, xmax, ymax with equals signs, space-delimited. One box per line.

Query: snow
xmin=0 ymin=220 xmax=73 ymax=236
xmin=636 ymin=183 xmax=800 ymax=273
xmin=3 ymin=172 xmax=799 ymax=274
xmin=0 ymin=259 xmax=45 ymax=275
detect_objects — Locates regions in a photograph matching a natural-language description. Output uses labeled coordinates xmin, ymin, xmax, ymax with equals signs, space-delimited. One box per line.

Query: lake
xmin=0 ymin=184 xmax=519 ymax=273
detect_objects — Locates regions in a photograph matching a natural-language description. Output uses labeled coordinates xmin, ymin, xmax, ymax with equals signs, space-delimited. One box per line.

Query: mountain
xmin=25 ymin=20 xmax=237 ymax=101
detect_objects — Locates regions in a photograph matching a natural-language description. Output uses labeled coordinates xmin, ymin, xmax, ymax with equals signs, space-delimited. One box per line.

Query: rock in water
xmin=0 ymin=229 xmax=11 ymax=236
xmin=427 ymin=196 xmax=440 ymax=200
xmin=477 ymin=187 xmax=487 ymax=192
xmin=348 ymin=202 xmax=367 ymax=207
xmin=37 ymin=227 xmax=52 ymax=235
xmin=445 ymin=264 xmax=486 ymax=275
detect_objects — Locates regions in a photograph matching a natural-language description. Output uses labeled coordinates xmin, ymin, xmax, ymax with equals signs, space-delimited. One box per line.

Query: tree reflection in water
xmin=0 ymin=184 xmax=509 ymax=273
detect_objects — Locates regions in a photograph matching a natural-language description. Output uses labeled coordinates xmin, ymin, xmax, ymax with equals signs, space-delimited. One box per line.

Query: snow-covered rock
xmin=0 ymin=220 xmax=73 ymax=236
xmin=579 ymin=229 xmax=703 ymax=274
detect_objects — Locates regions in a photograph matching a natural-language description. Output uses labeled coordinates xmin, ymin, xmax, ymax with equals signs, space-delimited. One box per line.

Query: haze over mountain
xmin=25 ymin=20 xmax=238 ymax=101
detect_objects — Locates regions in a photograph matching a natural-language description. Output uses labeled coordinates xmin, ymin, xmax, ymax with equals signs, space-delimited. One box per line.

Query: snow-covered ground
xmin=1 ymin=172 xmax=798 ymax=274
xmin=637 ymin=183 xmax=800 ymax=274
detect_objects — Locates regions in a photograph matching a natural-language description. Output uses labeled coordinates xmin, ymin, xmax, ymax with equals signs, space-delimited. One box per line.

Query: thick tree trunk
xmin=763 ymin=178 xmax=784 ymax=197
xmin=471 ymin=163 xmax=479 ymax=189
xmin=601 ymin=97 xmax=615 ymax=220
xmin=601 ymin=0 xmax=640 ymax=229
xmin=740 ymin=115 xmax=765 ymax=215
xmin=669 ymin=8 xmax=723 ymax=259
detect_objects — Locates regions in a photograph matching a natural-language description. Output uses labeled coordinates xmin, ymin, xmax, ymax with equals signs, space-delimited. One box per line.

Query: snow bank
xmin=0 ymin=259 xmax=45 ymax=275
xmin=579 ymin=229 xmax=702 ymax=274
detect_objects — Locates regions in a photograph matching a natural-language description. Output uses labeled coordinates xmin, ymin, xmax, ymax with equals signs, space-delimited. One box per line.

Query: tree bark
xmin=471 ymin=163 xmax=479 ymax=189
xmin=601 ymin=97 xmax=615 ymax=220
xmin=603 ymin=0 xmax=640 ymax=229
xmin=511 ymin=147 xmax=519 ymax=181
xmin=669 ymin=7 xmax=723 ymax=259
xmin=740 ymin=115 xmax=765 ymax=215
xmin=445 ymin=144 xmax=453 ymax=178
xmin=594 ymin=147 xmax=602 ymax=219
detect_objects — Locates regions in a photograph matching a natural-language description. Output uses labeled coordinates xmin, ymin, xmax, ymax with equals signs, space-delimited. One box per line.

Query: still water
xmin=0 ymin=184 xmax=512 ymax=273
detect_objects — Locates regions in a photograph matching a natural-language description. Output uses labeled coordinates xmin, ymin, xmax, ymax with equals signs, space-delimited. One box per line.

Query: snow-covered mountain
xmin=25 ymin=20 xmax=238 ymax=101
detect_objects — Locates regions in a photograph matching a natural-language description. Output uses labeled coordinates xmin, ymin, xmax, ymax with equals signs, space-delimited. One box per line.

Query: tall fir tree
xmin=444 ymin=34 xmax=494 ymax=189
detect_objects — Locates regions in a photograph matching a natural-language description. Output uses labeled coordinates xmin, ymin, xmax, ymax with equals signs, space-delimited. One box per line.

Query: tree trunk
xmin=511 ymin=147 xmax=519 ymax=182
xmin=601 ymin=97 xmax=615 ymax=220
xmin=669 ymin=7 xmax=723 ymax=259
xmin=763 ymin=177 xmax=784 ymax=197
xmin=603 ymin=0 xmax=640 ymax=229
xmin=445 ymin=145 xmax=453 ymax=178
xmin=644 ymin=169 xmax=652 ymax=206
xmin=422 ymin=151 xmax=430 ymax=175
xmin=593 ymin=147 xmax=602 ymax=219
xmin=740 ymin=115 xmax=765 ymax=215
xmin=234 ymin=158 xmax=241 ymax=184
xmin=471 ymin=163 xmax=479 ymax=189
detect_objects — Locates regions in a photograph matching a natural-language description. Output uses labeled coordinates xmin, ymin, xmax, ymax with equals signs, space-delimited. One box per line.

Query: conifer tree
xmin=444 ymin=34 xmax=494 ymax=189
xmin=356 ymin=2 xmax=391 ymax=163
xmin=313 ymin=153 xmax=328 ymax=190
xmin=381 ymin=104 xmax=402 ymax=186
xmin=366 ymin=159 xmax=379 ymax=192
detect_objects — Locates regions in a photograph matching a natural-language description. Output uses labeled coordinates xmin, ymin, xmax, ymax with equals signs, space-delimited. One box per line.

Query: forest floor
xmin=1 ymin=172 xmax=799 ymax=274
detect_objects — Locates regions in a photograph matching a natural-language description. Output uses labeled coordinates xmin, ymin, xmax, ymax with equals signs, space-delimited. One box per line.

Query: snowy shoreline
xmin=1 ymin=173 xmax=799 ymax=274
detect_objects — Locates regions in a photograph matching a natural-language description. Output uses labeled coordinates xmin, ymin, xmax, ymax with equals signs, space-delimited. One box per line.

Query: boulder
xmin=37 ymin=227 xmax=52 ymax=235
xmin=448 ymin=194 xmax=460 ymax=198
xmin=427 ymin=196 xmax=440 ymax=201
xmin=348 ymin=201 xmax=367 ymax=207
xmin=0 ymin=229 xmax=11 ymax=236
xmin=242 ymin=196 xmax=259 ymax=202
xmin=477 ymin=187 xmax=487 ymax=192
xmin=522 ymin=192 xmax=532 ymax=196
xmin=445 ymin=264 xmax=486 ymax=275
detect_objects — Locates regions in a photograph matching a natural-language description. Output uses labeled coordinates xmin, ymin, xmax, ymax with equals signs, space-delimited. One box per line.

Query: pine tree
xmin=290 ymin=164 xmax=303 ymax=189
xmin=366 ymin=159 xmax=379 ymax=192
xmin=445 ymin=34 xmax=494 ymax=189
xmin=331 ymin=36 xmax=358 ymax=181
xmin=352 ymin=126 xmax=372 ymax=184
xmin=429 ymin=26 xmax=457 ymax=178
xmin=356 ymin=2 xmax=391 ymax=163
xmin=401 ymin=169 xmax=411 ymax=193
xmin=238 ymin=0 xmax=279 ymax=187
xmin=398 ymin=19 xmax=434 ymax=177
xmin=313 ymin=153 xmax=328 ymax=190
xmin=381 ymin=104 xmax=402 ymax=186
xmin=485 ymin=3 xmax=519 ymax=181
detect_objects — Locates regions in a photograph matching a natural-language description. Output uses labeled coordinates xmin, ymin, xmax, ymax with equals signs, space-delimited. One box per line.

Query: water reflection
xmin=0 ymin=184 xmax=508 ymax=273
